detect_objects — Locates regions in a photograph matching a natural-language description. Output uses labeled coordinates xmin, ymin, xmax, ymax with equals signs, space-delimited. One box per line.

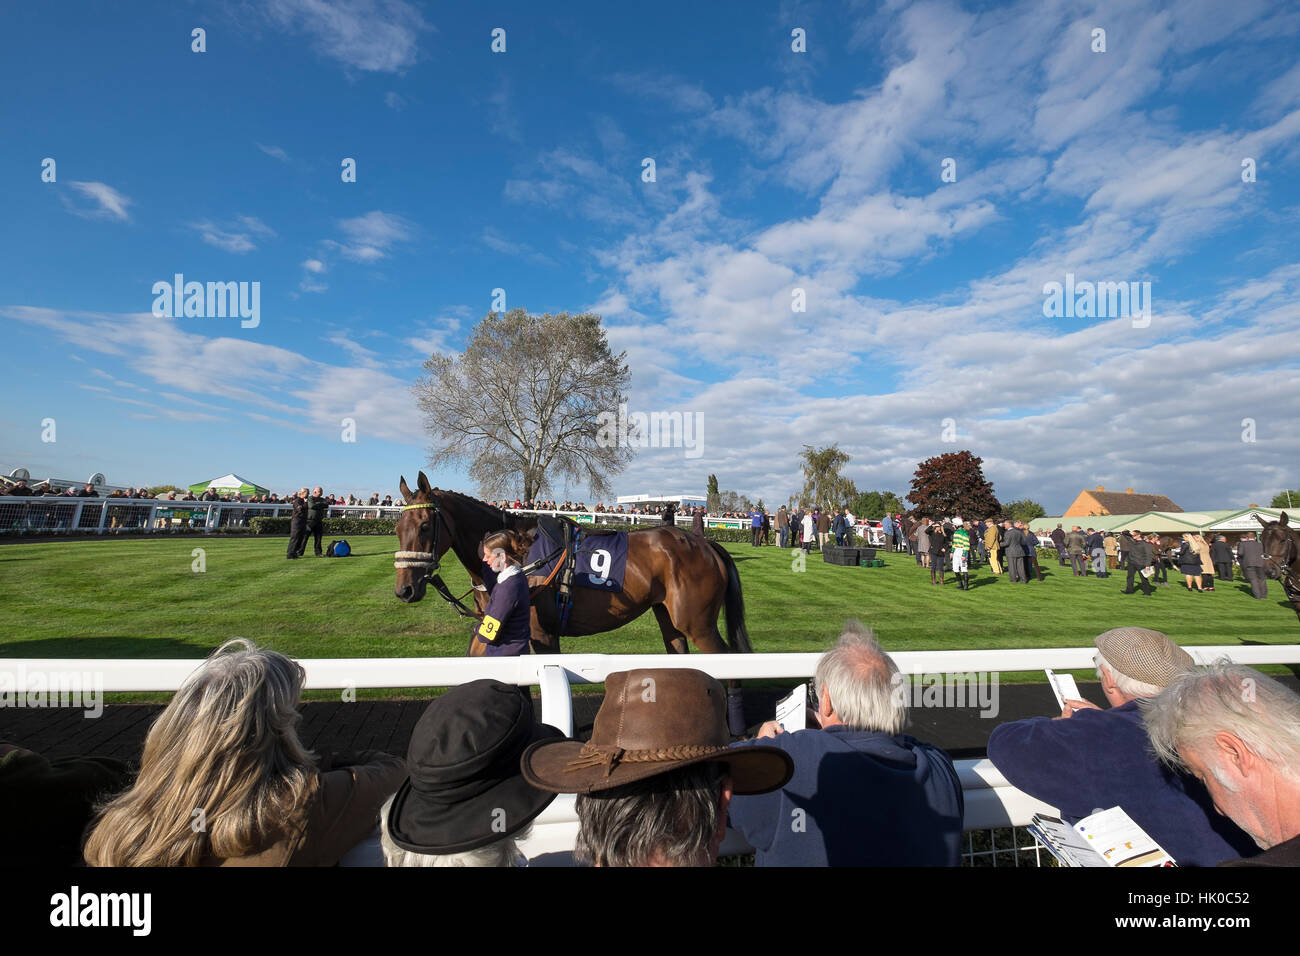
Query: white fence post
xmin=538 ymin=664 xmax=574 ymax=736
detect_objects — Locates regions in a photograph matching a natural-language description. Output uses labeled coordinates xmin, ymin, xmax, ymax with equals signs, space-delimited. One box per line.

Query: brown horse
xmin=1258 ymin=512 xmax=1300 ymax=623
xmin=393 ymin=472 xmax=754 ymax=663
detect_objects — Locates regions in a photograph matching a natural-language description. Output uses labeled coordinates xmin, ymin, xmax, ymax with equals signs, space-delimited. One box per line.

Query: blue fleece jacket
xmin=727 ymin=725 xmax=964 ymax=866
xmin=987 ymin=701 xmax=1257 ymax=866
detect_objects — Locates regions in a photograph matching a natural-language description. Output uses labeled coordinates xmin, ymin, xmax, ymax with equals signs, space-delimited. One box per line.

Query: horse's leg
xmin=655 ymin=597 xmax=746 ymax=733
xmin=529 ymin=606 xmax=560 ymax=655
xmin=652 ymin=605 xmax=690 ymax=654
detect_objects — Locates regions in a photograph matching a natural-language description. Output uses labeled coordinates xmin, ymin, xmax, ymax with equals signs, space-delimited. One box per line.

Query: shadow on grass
xmin=0 ymin=637 xmax=210 ymax=658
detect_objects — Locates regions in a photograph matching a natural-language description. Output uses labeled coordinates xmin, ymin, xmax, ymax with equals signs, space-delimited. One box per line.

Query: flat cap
xmin=1095 ymin=627 xmax=1195 ymax=688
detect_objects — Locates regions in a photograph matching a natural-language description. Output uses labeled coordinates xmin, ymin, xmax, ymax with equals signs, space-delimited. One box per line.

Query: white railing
xmin=6 ymin=644 xmax=1297 ymax=860
xmin=0 ymin=497 xmax=797 ymax=535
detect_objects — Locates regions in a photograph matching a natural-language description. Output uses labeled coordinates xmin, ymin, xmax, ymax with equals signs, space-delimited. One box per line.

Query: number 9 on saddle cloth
xmin=527 ymin=517 xmax=629 ymax=634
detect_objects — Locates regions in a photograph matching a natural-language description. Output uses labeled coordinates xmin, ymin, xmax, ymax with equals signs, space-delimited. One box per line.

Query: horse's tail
xmin=708 ymin=540 xmax=753 ymax=654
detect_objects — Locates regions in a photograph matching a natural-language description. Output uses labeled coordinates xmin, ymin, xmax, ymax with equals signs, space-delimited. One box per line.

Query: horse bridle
xmin=1262 ymin=529 xmax=1300 ymax=593
xmin=393 ymin=499 xmax=484 ymax=618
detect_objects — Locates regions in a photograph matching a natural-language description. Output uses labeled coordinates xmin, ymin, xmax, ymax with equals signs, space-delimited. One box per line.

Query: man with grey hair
xmin=725 ymin=621 xmax=963 ymax=866
xmin=988 ymin=627 xmax=1257 ymax=865
xmin=1143 ymin=663 xmax=1300 ymax=865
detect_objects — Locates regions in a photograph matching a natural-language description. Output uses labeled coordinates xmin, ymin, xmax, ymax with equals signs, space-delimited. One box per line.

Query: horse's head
xmin=1258 ymin=511 xmax=1296 ymax=581
xmin=393 ymin=470 xmax=452 ymax=603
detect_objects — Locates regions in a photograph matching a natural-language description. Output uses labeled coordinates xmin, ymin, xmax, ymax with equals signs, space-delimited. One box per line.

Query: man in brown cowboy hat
xmin=521 ymin=668 xmax=792 ymax=866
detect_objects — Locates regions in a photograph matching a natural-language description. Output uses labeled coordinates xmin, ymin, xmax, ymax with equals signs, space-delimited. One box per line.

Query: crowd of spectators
xmin=8 ymin=620 xmax=1296 ymax=868
xmin=0 ymin=479 xmax=402 ymax=507
xmin=877 ymin=516 xmax=1277 ymax=601
xmin=491 ymin=498 xmax=772 ymax=520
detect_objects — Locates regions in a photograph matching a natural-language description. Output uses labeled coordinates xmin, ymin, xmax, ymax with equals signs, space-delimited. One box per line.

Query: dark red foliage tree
xmin=906 ymin=451 xmax=1002 ymax=519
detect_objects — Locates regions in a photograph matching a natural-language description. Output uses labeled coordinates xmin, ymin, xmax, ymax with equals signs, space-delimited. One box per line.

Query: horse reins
xmin=394 ymin=500 xmax=483 ymax=618
xmin=395 ymin=497 xmax=566 ymax=616
xmin=1263 ymin=530 xmax=1300 ymax=594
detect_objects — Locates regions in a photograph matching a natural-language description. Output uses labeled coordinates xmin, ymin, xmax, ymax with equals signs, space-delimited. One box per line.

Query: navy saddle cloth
xmin=526 ymin=522 xmax=629 ymax=592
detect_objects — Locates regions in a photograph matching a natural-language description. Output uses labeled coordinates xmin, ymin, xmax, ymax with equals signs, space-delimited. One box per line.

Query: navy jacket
xmin=475 ymin=565 xmax=531 ymax=655
xmin=727 ymin=725 xmax=964 ymax=867
xmin=987 ymin=701 xmax=1257 ymax=866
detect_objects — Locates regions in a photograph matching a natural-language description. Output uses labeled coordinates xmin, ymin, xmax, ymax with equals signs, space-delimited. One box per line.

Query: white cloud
xmin=608 ymin=72 xmax=714 ymax=113
xmin=480 ymin=228 xmax=555 ymax=266
xmin=487 ymin=76 xmax=521 ymax=141
xmin=64 ymin=181 xmax=132 ymax=221
xmin=191 ymin=216 xmax=276 ymax=254
xmin=264 ymin=0 xmax=431 ymax=73
xmin=256 ymin=143 xmax=291 ymax=162
xmin=325 ymin=210 xmax=416 ymax=262
xmin=5 ymin=305 xmax=421 ymax=443
xmin=326 ymin=331 xmax=383 ymax=368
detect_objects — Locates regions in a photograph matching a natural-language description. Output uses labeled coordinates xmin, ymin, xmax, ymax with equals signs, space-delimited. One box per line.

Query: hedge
xmin=249 ymin=517 xmax=397 ymax=536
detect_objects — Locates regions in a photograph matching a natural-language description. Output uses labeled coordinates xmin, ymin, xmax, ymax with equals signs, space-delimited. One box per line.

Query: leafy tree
xmin=706 ymin=474 xmax=721 ymax=513
xmin=413 ymin=309 xmax=633 ymax=502
xmin=1004 ymin=498 xmax=1047 ymax=523
xmin=906 ymin=451 xmax=1001 ymax=518
xmin=851 ymin=489 xmax=905 ymax=519
xmin=1270 ymin=490 xmax=1299 ymax=509
xmin=799 ymin=444 xmax=857 ymax=511
xmin=142 ymin=485 xmax=184 ymax=497
xmin=718 ymin=490 xmax=754 ymax=513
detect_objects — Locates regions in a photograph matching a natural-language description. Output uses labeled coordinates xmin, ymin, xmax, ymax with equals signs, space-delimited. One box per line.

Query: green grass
xmin=1 ymin=538 xmax=1295 ymax=670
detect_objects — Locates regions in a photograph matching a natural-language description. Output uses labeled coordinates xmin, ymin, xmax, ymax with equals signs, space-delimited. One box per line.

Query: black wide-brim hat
xmin=386 ymin=680 xmax=565 ymax=855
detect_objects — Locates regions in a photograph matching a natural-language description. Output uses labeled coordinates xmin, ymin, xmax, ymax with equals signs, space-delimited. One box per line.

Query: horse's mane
xmin=436 ymin=488 xmax=500 ymax=514
xmin=434 ymin=489 xmax=536 ymax=531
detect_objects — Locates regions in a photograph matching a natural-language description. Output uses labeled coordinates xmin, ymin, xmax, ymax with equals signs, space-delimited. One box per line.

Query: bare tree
xmin=413 ymin=309 xmax=635 ymax=502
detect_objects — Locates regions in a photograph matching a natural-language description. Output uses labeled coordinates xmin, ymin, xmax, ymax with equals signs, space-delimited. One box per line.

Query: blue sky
xmin=2 ymin=0 xmax=1298 ymax=513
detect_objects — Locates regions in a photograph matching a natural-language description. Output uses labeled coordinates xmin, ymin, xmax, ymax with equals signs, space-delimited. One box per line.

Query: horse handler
xmin=286 ymin=488 xmax=309 ymax=559
xmin=473 ymin=531 xmax=533 ymax=657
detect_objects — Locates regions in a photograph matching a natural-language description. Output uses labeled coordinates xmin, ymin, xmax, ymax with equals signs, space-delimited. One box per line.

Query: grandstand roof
xmin=616 ymin=493 xmax=706 ymax=504
xmin=1032 ymin=510 xmax=1246 ymax=534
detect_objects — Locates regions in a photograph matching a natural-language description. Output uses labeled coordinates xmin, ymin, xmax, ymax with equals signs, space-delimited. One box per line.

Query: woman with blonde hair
xmin=1191 ymin=533 xmax=1215 ymax=592
xmin=83 ymin=639 xmax=404 ymax=866
xmin=1176 ymin=533 xmax=1204 ymax=592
